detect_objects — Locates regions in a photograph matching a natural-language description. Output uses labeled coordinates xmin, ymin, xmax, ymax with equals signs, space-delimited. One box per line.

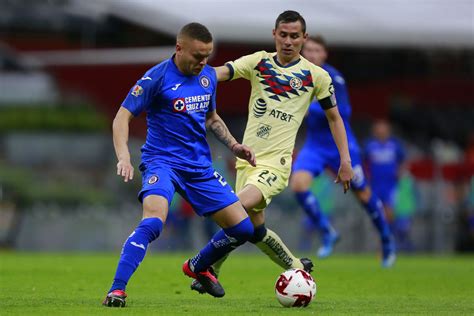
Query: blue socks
xmin=362 ymin=194 xmax=391 ymax=241
xmin=249 ymin=224 xmax=267 ymax=243
xmin=190 ymin=217 xmax=254 ymax=273
xmin=110 ymin=217 xmax=163 ymax=292
xmin=295 ymin=190 xmax=391 ymax=244
xmin=295 ymin=191 xmax=332 ymax=235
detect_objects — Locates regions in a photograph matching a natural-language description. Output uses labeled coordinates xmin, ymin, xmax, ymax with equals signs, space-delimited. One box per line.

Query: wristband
xmin=231 ymin=143 xmax=239 ymax=152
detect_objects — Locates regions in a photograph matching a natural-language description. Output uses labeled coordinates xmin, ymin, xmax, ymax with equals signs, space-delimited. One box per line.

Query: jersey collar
xmin=273 ymin=55 xmax=301 ymax=68
xmin=169 ymin=54 xmax=182 ymax=75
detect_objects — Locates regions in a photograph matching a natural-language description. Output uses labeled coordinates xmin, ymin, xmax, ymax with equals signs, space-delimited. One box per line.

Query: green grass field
xmin=1 ymin=252 xmax=473 ymax=315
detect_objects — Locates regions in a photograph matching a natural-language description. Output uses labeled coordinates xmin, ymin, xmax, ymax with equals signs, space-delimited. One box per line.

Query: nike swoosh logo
xmin=141 ymin=76 xmax=152 ymax=80
xmin=171 ymin=83 xmax=181 ymax=91
xmin=130 ymin=242 xmax=146 ymax=250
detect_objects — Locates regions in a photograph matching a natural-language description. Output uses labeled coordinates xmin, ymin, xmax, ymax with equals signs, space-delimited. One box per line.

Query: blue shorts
xmin=372 ymin=183 xmax=397 ymax=208
xmin=138 ymin=162 xmax=239 ymax=217
xmin=292 ymin=144 xmax=367 ymax=191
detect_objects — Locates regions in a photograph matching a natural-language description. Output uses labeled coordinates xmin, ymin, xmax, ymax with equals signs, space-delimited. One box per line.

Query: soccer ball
xmin=275 ymin=268 xmax=317 ymax=307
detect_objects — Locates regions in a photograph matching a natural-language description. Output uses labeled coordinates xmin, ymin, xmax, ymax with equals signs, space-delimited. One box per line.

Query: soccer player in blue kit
xmin=103 ymin=22 xmax=257 ymax=307
xmin=290 ymin=36 xmax=396 ymax=267
xmin=364 ymin=119 xmax=406 ymax=223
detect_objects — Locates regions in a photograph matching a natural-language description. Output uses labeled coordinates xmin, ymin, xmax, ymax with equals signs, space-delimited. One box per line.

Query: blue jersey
xmin=363 ymin=137 xmax=405 ymax=190
xmin=305 ymin=63 xmax=358 ymax=151
xmin=122 ymin=56 xmax=217 ymax=171
xmin=293 ymin=63 xmax=369 ymax=190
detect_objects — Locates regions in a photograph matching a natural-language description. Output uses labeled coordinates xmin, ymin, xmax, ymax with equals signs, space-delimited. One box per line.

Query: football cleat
xmin=317 ymin=231 xmax=340 ymax=259
xmin=191 ymin=278 xmax=209 ymax=294
xmin=190 ymin=267 xmax=218 ymax=294
xmin=102 ymin=289 xmax=127 ymax=307
xmin=183 ymin=259 xmax=225 ymax=297
xmin=299 ymin=257 xmax=314 ymax=273
xmin=382 ymin=237 xmax=397 ymax=268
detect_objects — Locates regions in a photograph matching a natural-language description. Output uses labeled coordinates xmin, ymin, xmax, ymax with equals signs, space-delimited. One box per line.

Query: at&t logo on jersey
xmin=253 ymin=98 xmax=267 ymax=118
xmin=172 ymin=94 xmax=211 ymax=113
xmin=269 ymin=109 xmax=294 ymax=122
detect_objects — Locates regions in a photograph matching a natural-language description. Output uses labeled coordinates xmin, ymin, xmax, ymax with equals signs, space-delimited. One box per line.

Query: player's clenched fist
xmin=117 ymin=159 xmax=134 ymax=182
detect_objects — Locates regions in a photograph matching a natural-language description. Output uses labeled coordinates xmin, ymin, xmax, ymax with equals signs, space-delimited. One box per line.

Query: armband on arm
xmin=224 ymin=63 xmax=234 ymax=81
xmin=318 ymin=95 xmax=337 ymax=110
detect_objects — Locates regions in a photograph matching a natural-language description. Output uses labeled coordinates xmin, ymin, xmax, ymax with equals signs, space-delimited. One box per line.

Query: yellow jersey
xmin=226 ymin=50 xmax=335 ymax=170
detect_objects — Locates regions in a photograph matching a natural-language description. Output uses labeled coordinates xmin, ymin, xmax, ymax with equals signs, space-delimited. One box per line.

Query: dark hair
xmin=275 ymin=10 xmax=306 ymax=33
xmin=178 ymin=22 xmax=213 ymax=43
xmin=308 ymin=35 xmax=327 ymax=49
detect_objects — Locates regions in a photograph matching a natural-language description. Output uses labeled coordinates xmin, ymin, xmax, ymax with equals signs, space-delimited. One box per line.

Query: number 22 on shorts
xmin=257 ymin=170 xmax=277 ymax=187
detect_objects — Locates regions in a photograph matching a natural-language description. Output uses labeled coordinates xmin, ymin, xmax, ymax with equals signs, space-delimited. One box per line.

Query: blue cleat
xmin=381 ymin=237 xmax=396 ymax=268
xmin=317 ymin=231 xmax=340 ymax=259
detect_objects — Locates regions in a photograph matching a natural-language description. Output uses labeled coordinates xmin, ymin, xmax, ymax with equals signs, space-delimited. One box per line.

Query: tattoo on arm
xmin=209 ymin=119 xmax=235 ymax=148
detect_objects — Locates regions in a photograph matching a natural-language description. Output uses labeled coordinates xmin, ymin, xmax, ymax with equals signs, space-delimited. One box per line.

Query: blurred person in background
xmin=103 ymin=22 xmax=257 ymax=307
xmin=290 ymin=36 xmax=396 ymax=267
xmin=364 ymin=120 xmax=406 ymax=224
xmin=191 ymin=10 xmax=353 ymax=294
xmin=391 ymin=172 xmax=417 ymax=251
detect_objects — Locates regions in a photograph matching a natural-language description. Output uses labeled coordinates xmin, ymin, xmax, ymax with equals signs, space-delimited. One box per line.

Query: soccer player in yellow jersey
xmin=191 ymin=10 xmax=353 ymax=293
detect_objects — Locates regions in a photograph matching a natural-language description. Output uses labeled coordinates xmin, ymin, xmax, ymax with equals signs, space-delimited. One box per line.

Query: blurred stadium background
xmin=0 ymin=0 xmax=473 ymax=256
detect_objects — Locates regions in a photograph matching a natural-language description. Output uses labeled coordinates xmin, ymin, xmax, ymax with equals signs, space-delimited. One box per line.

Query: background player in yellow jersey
xmin=192 ymin=10 xmax=353 ymax=293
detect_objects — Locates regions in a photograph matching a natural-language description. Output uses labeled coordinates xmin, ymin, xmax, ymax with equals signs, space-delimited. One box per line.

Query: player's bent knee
xmin=142 ymin=194 xmax=169 ymax=222
xmin=248 ymin=209 xmax=265 ymax=227
xmin=289 ymin=176 xmax=301 ymax=191
xmin=290 ymin=172 xmax=312 ymax=192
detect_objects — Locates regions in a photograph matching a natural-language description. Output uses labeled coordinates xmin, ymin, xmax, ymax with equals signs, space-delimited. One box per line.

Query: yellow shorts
xmin=235 ymin=164 xmax=290 ymax=212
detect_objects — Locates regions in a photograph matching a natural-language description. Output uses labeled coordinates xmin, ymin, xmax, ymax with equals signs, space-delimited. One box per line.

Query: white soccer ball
xmin=275 ymin=268 xmax=317 ymax=307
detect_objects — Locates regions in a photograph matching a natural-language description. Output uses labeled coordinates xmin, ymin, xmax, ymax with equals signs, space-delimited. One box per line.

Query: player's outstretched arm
xmin=213 ymin=65 xmax=231 ymax=82
xmin=324 ymin=106 xmax=353 ymax=192
xmin=206 ymin=110 xmax=256 ymax=166
xmin=112 ymin=106 xmax=135 ymax=182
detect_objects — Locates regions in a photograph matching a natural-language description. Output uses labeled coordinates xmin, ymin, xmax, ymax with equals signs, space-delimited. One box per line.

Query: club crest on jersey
xmin=199 ymin=75 xmax=210 ymax=88
xmin=173 ymin=98 xmax=186 ymax=112
xmin=148 ymin=175 xmax=159 ymax=184
xmin=253 ymin=98 xmax=267 ymax=118
xmin=289 ymin=77 xmax=302 ymax=89
xmin=131 ymin=85 xmax=144 ymax=97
